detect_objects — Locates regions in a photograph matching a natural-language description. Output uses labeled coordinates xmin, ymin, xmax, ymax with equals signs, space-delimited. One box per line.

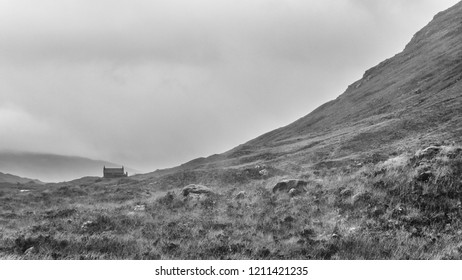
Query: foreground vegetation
xmin=1 ymin=144 xmax=461 ymax=259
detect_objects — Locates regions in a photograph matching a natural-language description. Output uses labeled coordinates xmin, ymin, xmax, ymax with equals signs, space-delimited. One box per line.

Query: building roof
xmin=104 ymin=166 xmax=125 ymax=173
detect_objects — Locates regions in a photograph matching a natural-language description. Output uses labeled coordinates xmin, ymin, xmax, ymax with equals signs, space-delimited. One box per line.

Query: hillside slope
xmin=142 ymin=1 xmax=462 ymax=177
xmin=241 ymin=1 xmax=462 ymax=158
xmin=0 ymin=172 xmax=42 ymax=185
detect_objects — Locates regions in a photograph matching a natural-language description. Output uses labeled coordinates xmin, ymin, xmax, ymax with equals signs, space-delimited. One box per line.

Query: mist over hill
xmin=0 ymin=151 xmax=138 ymax=182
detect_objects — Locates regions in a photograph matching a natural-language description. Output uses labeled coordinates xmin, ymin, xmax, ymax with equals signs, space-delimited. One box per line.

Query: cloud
xmin=0 ymin=105 xmax=93 ymax=156
xmin=0 ymin=0 xmax=459 ymax=171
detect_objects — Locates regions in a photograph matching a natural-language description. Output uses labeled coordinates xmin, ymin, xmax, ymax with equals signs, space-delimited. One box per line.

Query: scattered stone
xmin=255 ymin=164 xmax=267 ymax=170
xmin=134 ymin=205 xmax=146 ymax=211
xmin=415 ymin=146 xmax=442 ymax=159
xmin=416 ymin=170 xmax=433 ymax=182
xmin=272 ymin=179 xmax=308 ymax=194
xmin=288 ymin=188 xmax=296 ymax=196
xmin=349 ymin=227 xmax=358 ymax=233
xmin=288 ymin=188 xmax=303 ymax=197
xmin=181 ymin=184 xmax=214 ymax=196
xmin=392 ymin=205 xmax=406 ymax=218
xmin=332 ymin=233 xmax=341 ymax=239
xmin=81 ymin=220 xmax=97 ymax=230
xmin=24 ymin=246 xmax=35 ymax=255
xmin=339 ymin=188 xmax=353 ymax=197
xmin=234 ymin=191 xmax=246 ymax=200
xmin=259 ymin=169 xmax=269 ymax=176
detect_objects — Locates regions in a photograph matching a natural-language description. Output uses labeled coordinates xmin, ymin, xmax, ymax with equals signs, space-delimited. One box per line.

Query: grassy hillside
xmin=140 ymin=1 xmax=462 ymax=178
xmin=1 ymin=144 xmax=461 ymax=259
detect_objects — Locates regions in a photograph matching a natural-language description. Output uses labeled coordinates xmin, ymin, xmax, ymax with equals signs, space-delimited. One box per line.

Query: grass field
xmin=1 ymin=144 xmax=461 ymax=259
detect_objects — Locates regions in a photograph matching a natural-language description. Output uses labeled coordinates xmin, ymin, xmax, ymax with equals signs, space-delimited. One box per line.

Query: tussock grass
xmin=1 ymin=145 xmax=461 ymax=259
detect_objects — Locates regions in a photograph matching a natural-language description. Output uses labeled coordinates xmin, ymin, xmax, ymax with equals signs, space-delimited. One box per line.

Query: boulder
xmin=332 ymin=233 xmax=341 ymax=239
xmin=339 ymin=188 xmax=353 ymax=197
xmin=81 ymin=220 xmax=97 ymax=230
xmin=348 ymin=227 xmax=358 ymax=233
xmin=415 ymin=146 xmax=442 ymax=159
xmin=259 ymin=169 xmax=269 ymax=176
xmin=234 ymin=191 xmax=246 ymax=200
xmin=24 ymin=246 xmax=36 ymax=255
xmin=288 ymin=188 xmax=303 ymax=197
xmin=415 ymin=170 xmax=433 ymax=182
xmin=255 ymin=164 xmax=267 ymax=170
xmin=272 ymin=179 xmax=308 ymax=194
xmin=134 ymin=205 xmax=146 ymax=211
xmin=352 ymin=191 xmax=372 ymax=207
xmin=181 ymin=184 xmax=214 ymax=196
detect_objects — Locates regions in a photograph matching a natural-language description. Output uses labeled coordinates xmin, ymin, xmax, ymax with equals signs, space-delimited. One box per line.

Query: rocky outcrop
xmin=272 ymin=179 xmax=308 ymax=194
xmin=181 ymin=184 xmax=214 ymax=196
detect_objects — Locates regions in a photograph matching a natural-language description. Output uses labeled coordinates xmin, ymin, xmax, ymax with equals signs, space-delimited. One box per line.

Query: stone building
xmin=103 ymin=166 xmax=128 ymax=178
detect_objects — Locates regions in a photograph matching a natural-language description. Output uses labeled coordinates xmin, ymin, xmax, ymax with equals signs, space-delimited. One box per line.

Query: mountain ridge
xmin=140 ymin=0 xmax=462 ymax=178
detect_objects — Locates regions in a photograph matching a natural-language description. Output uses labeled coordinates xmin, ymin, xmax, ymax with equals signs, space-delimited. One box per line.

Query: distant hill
xmin=0 ymin=152 xmax=138 ymax=182
xmin=141 ymin=1 xmax=462 ymax=178
xmin=0 ymin=171 xmax=42 ymax=185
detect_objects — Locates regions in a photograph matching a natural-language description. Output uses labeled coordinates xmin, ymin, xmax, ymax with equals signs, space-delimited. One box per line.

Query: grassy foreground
xmin=1 ymin=145 xmax=461 ymax=259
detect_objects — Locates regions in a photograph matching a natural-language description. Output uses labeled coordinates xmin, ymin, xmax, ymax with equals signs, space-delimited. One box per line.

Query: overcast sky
xmin=0 ymin=0 xmax=459 ymax=172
